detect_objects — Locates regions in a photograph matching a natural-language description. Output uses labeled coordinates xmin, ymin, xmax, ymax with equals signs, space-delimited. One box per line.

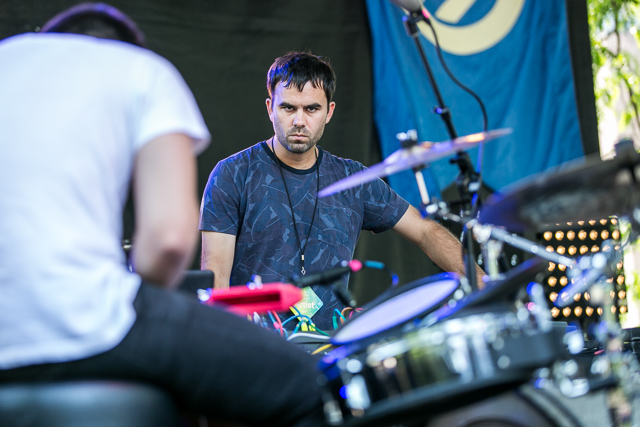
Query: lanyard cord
xmin=271 ymin=137 xmax=320 ymax=276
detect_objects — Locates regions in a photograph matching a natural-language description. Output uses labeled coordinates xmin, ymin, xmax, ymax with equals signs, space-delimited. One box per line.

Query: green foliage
xmin=588 ymin=0 xmax=640 ymax=132
xmin=628 ymin=270 xmax=640 ymax=302
xmin=617 ymin=218 xmax=640 ymax=301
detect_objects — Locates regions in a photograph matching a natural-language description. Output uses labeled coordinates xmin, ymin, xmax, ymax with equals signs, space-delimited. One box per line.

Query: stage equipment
xmin=475 ymin=142 xmax=640 ymax=427
xmin=478 ymin=144 xmax=640 ymax=233
xmin=330 ymin=272 xmax=465 ymax=346
xmin=321 ymin=0 xmax=494 ymax=292
xmin=539 ymin=219 xmax=627 ymax=331
xmin=319 ymin=295 xmax=564 ymax=426
xmin=318 ymin=129 xmax=511 ymax=199
xmin=205 ymin=282 xmax=302 ymax=315
xmin=316 ymin=1 xmax=640 ymax=423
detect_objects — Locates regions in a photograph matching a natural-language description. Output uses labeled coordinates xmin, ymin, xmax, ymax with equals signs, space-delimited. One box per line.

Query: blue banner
xmin=365 ymin=0 xmax=585 ymax=207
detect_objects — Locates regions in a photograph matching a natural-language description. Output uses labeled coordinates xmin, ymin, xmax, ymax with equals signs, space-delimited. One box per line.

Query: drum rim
xmin=331 ymin=272 xmax=461 ymax=345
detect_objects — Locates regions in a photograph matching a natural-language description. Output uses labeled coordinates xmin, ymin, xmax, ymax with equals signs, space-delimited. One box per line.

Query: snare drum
xmin=331 ymin=273 xmax=466 ymax=346
xmin=319 ymin=306 xmax=565 ymax=427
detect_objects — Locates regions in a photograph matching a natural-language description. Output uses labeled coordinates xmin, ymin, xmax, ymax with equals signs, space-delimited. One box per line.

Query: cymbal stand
xmin=543 ymin=240 xmax=640 ymax=426
xmin=580 ymin=242 xmax=640 ymax=426
xmin=592 ymin=287 xmax=638 ymax=427
xmin=395 ymin=130 xmax=435 ymax=213
xmin=399 ymin=10 xmax=481 ymax=291
xmin=470 ymin=220 xmax=576 ymax=269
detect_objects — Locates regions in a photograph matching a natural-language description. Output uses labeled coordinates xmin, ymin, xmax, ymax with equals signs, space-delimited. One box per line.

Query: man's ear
xmin=325 ymin=101 xmax=336 ymax=124
xmin=265 ymin=97 xmax=273 ymax=116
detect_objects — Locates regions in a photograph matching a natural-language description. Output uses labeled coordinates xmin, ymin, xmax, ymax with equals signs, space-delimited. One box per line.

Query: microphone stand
xmin=401 ymin=10 xmax=480 ymax=291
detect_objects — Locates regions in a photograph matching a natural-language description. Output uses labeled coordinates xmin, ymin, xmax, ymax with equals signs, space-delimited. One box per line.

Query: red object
xmin=204 ymin=283 xmax=303 ymax=315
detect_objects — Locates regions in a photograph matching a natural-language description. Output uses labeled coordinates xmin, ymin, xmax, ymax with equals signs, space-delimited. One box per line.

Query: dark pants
xmin=0 ymin=282 xmax=327 ymax=427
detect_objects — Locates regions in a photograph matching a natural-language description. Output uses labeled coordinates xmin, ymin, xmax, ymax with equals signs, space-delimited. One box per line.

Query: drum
xmin=425 ymin=384 xmax=631 ymax=427
xmin=331 ymin=273 xmax=466 ymax=346
xmin=319 ymin=306 xmax=566 ymax=427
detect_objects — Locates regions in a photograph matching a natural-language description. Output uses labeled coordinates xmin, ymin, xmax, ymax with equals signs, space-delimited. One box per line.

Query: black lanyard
xmin=271 ymin=137 xmax=319 ymax=276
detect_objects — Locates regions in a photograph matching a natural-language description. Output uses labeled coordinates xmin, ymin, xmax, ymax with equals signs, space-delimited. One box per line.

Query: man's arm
xmin=201 ymin=231 xmax=236 ymax=289
xmin=392 ymin=205 xmax=485 ymax=287
xmin=131 ymin=133 xmax=199 ymax=289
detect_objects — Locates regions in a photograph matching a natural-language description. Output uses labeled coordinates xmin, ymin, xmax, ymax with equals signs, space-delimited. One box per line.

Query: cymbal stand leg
xmin=414 ymin=167 xmax=479 ymax=291
xmin=396 ymin=130 xmax=433 ymax=215
xmin=482 ymin=239 xmax=502 ymax=280
xmin=589 ymin=281 xmax=637 ymax=427
xmin=414 ymin=168 xmax=431 ymax=210
xmin=471 ymin=220 xmax=501 ymax=280
xmin=397 ymin=130 xmax=436 ymax=217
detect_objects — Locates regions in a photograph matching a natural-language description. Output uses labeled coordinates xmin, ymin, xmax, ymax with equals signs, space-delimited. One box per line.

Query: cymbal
xmin=318 ymin=128 xmax=512 ymax=198
xmin=478 ymin=147 xmax=640 ymax=232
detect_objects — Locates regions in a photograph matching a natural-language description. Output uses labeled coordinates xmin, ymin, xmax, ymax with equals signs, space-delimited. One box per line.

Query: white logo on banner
xmin=418 ymin=0 xmax=525 ymax=55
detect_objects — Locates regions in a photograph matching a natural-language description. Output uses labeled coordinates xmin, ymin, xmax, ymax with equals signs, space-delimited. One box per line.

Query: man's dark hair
xmin=40 ymin=3 xmax=146 ymax=48
xmin=267 ymin=52 xmax=337 ymax=105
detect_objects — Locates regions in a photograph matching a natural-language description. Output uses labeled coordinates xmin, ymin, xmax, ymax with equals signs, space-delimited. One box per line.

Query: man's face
xmin=266 ymin=81 xmax=335 ymax=154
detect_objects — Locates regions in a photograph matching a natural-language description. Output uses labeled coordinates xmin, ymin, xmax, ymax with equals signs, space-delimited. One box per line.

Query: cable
xmin=333 ymin=308 xmax=347 ymax=330
xmin=311 ymin=344 xmax=334 ymax=355
xmin=314 ymin=328 xmax=330 ymax=337
xmin=292 ymin=321 xmax=302 ymax=335
xmin=268 ymin=310 xmax=285 ymax=337
xmin=341 ymin=307 xmax=354 ymax=319
xmin=363 ymin=260 xmax=399 ymax=287
xmin=289 ymin=306 xmax=330 ymax=336
xmin=422 ymin=17 xmax=488 ymax=132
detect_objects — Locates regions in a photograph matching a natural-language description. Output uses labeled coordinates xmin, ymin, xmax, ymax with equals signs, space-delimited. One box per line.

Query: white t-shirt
xmin=0 ymin=33 xmax=210 ymax=369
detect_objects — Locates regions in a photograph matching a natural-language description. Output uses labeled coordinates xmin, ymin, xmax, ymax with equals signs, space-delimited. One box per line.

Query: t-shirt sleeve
xmin=199 ymin=159 xmax=242 ymax=235
xmin=361 ymin=171 xmax=410 ymax=233
xmin=131 ymin=53 xmax=210 ymax=154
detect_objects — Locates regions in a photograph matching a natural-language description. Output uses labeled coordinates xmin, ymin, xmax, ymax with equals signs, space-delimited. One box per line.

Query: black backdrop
xmin=1 ymin=0 xmax=442 ymax=304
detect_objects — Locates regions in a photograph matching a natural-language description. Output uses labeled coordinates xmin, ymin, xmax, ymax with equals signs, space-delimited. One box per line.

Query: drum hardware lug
xmin=526 ymin=282 xmax=553 ymax=333
xmin=496 ymin=355 xmax=511 ymax=369
xmin=563 ymin=328 xmax=585 ymax=355
xmin=447 ymin=335 xmax=474 ymax=382
xmin=452 ymin=287 xmax=466 ymax=302
xmin=559 ymin=376 xmax=590 ymax=398
xmin=471 ymin=332 xmax=495 ymax=377
xmin=322 ymin=398 xmax=344 ymax=426
xmin=341 ymin=374 xmax=371 ymax=412
xmin=550 ymin=359 xmax=590 ymax=398
xmin=459 ymin=276 xmax=472 ymax=296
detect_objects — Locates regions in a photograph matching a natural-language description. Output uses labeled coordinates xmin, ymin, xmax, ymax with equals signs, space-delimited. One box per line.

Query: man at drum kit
xmin=0 ymin=4 xmax=328 ymax=426
xmin=200 ymin=51 xmax=484 ymax=333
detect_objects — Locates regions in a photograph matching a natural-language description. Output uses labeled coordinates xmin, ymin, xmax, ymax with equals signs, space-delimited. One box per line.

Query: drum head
xmin=332 ymin=273 xmax=460 ymax=345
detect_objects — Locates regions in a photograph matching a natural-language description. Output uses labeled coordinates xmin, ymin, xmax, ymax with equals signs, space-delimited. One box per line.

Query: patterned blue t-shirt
xmin=200 ymin=141 xmax=410 ymax=331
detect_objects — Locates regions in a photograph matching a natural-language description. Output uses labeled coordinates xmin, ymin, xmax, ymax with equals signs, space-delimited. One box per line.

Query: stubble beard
xmin=279 ymin=126 xmax=324 ymax=154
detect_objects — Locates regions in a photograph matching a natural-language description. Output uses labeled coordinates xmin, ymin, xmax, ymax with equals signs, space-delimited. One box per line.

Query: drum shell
xmin=319 ymin=309 xmax=567 ymax=427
